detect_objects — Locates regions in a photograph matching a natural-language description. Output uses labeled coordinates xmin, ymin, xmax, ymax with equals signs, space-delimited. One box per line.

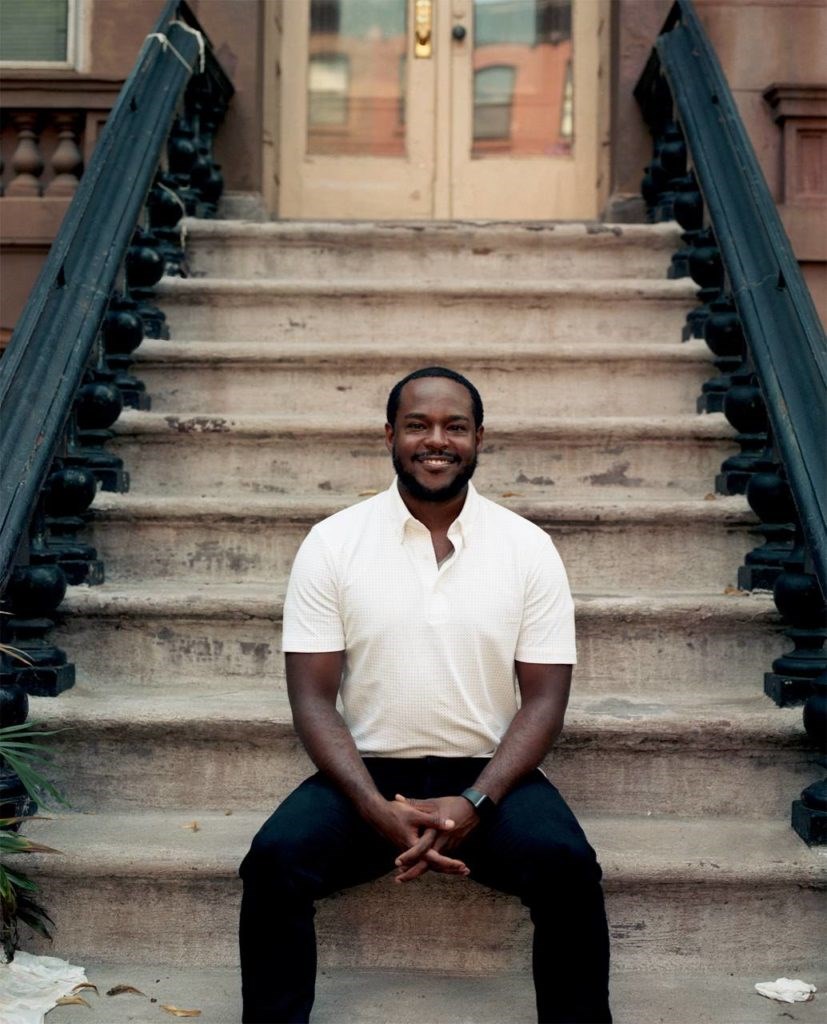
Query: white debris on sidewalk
xmin=754 ymin=977 xmax=817 ymax=1003
xmin=0 ymin=951 xmax=88 ymax=1024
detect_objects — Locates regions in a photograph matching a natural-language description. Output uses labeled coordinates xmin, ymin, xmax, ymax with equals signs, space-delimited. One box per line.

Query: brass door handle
xmin=414 ymin=0 xmax=432 ymax=58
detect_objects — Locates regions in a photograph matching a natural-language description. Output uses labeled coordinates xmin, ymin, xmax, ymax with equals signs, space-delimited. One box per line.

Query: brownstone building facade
xmin=1 ymin=0 xmax=825 ymax=333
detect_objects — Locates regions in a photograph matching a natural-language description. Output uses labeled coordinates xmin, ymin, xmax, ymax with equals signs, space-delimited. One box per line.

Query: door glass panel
xmin=472 ymin=0 xmax=573 ymax=158
xmin=307 ymin=0 xmax=407 ymax=157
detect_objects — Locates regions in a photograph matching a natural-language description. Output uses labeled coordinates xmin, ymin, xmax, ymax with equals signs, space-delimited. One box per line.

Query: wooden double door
xmin=279 ymin=0 xmax=609 ymax=219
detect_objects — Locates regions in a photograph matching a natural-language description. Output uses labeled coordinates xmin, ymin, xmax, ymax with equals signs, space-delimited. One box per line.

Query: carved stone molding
xmin=764 ymin=83 xmax=827 ymax=261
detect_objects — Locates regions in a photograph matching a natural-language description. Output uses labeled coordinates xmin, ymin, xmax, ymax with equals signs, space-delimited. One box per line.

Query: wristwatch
xmin=461 ymin=787 xmax=497 ymax=820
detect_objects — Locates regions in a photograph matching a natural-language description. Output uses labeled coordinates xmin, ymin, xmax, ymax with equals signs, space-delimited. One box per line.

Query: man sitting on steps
xmin=239 ymin=366 xmax=612 ymax=1024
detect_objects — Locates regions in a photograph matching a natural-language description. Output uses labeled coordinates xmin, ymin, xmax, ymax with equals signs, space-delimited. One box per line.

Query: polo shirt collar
xmin=387 ymin=478 xmax=481 ymax=545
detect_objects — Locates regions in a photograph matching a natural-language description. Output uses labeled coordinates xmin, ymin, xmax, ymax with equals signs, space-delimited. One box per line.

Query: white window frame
xmin=0 ymin=0 xmax=87 ymax=71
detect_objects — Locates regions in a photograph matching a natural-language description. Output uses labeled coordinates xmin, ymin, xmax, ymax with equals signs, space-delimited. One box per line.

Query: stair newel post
xmin=792 ymin=666 xmax=827 ymax=843
xmin=667 ymin=170 xmax=704 ymax=281
xmin=764 ymin=544 xmax=827 ymax=706
xmin=0 ymin=677 xmax=35 ymax=822
xmin=681 ymin=227 xmax=724 ymax=341
xmin=147 ymin=176 xmax=189 ymax=279
xmin=103 ymin=294 xmax=150 ymax=411
xmin=737 ymin=461 xmax=798 ymax=591
xmin=637 ymin=54 xmax=681 ymax=221
xmin=42 ymin=461 xmax=103 ymax=587
xmin=126 ymin=224 xmax=169 ymax=340
xmin=66 ymin=368 xmax=129 ymax=494
xmin=715 ymin=371 xmax=769 ymax=495
xmin=167 ymin=115 xmax=200 ymax=215
xmin=697 ymin=296 xmax=746 ymax=413
xmin=0 ymin=516 xmax=74 ymax=699
xmin=185 ymin=75 xmax=226 ymax=219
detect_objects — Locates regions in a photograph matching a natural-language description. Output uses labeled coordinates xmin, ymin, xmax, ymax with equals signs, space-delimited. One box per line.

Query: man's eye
xmin=407 ymin=423 xmax=425 ymax=430
xmin=449 ymin=424 xmax=468 ymax=432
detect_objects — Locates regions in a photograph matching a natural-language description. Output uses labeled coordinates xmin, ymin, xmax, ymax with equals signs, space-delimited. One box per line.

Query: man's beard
xmin=392 ymin=447 xmax=478 ymax=503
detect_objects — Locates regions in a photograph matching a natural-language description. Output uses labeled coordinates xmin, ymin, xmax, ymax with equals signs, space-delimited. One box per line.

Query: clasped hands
xmin=381 ymin=793 xmax=479 ymax=884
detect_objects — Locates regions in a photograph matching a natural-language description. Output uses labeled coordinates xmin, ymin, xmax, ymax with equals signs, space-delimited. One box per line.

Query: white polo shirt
xmin=282 ymin=480 xmax=576 ymax=758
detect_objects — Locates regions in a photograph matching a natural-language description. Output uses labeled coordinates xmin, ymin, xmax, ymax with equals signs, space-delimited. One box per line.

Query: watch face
xmin=462 ymin=788 xmax=493 ymax=816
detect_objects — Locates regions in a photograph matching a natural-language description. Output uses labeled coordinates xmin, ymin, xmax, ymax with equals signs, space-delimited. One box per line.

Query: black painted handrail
xmin=635 ymin=0 xmax=827 ymax=591
xmin=0 ymin=0 xmax=232 ymax=592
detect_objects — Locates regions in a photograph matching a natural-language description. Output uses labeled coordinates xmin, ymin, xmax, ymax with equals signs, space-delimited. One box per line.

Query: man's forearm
xmin=471 ymin=663 xmax=571 ymax=803
xmin=471 ymin=699 xmax=563 ymax=803
xmin=291 ymin=692 xmax=385 ymax=817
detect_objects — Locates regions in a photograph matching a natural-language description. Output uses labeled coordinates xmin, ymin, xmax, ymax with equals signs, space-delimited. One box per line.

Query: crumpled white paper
xmin=0 ymin=951 xmax=88 ymax=1024
xmin=754 ymin=977 xmax=817 ymax=1003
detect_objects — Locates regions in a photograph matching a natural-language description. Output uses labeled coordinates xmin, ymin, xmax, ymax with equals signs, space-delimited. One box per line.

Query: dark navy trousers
xmin=239 ymin=758 xmax=611 ymax=1024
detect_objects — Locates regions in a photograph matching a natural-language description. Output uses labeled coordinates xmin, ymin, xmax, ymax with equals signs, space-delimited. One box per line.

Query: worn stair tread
xmin=184 ymin=216 xmax=683 ymax=244
xmin=112 ymin=409 xmax=735 ymax=440
xmin=20 ymin=809 xmax=826 ymax=884
xmin=156 ymin=275 xmax=697 ymax=300
xmin=133 ymin=336 xmax=712 ymax=364
xmin=29 ymin=686 xmax=808 ymax=748
xmin=60 ymin=580 xmax=776 ymax=622
xmin=39 ymin=960 xmax=827 ymax=1024
xmin=91 ymin=491 xmax=753 ymax=526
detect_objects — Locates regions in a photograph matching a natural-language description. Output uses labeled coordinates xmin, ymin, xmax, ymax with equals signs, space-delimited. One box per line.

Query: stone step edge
xmin=184 ymin=217 xmax=682 ymax=247
xmin=40 ymin=962 xmax=827 ymax=1024
xmin=18 ymin=810 xmax=825 ymax=888
xmin=111 ymin=410 xmax=734 ymax=441
xmin=60 ymin=585 xmax=776 ymax=624
xmin=133 ymin=337 xmax=712 ymax=365
xmin=91 ymin=492 xmax=754 ymax=528
xmin=155 ymin=276 xmax=696 ymax=301
xmin=29 ymin=691 xmax=807 ymax=750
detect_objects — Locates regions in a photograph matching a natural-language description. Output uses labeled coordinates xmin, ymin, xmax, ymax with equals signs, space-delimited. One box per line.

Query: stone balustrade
xmin=0 ymin=75 xmax=124 ymax=338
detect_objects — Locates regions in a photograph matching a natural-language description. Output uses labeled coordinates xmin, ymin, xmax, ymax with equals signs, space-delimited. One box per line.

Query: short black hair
xmin=386 ymin=366 xmax=484 ymax=429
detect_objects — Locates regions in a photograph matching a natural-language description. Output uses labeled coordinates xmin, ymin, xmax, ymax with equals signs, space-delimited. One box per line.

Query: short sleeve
xmin=282 ymin=527 xmax=346 ymax=652
xmin=514 ymin=536 xmax=576 ymax=664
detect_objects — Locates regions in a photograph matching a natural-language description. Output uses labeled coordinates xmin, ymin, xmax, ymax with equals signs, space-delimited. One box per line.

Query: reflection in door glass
xmin=307 ymin=0 xmax=407 ymax=157
xmin=472 ymin=0 xmax=573 ymax=157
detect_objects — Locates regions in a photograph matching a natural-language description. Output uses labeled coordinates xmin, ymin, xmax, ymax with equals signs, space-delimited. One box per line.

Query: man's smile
xmin=416 ymin=453 xmax=459 ymax=468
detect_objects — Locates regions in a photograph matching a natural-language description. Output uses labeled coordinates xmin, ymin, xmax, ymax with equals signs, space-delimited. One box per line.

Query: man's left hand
xmin=393 ymin=794 xmax=479 ymax=883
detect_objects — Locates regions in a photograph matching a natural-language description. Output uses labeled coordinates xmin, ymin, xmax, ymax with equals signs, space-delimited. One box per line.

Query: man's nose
xmin=424 ymin=426 xmax=449 ymax=448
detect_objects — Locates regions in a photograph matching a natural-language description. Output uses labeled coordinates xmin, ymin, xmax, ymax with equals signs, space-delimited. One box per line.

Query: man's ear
xmin=384 ymin=422 xmax=394 ymax=453
xmin=476 ymin=425 xmax=484 ymax=447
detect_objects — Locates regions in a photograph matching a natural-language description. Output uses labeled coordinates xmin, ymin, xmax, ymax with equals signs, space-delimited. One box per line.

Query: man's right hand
xmin=363 ymin=794 xmax=470 ymax=878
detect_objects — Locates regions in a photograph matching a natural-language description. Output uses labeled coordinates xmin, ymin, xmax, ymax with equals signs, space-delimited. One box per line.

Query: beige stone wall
xmin=0 ymin=0 xmax=261 ymax=335
xmin=610 ymin=0 xmax=826 ymax=322
xmin=2 ymin=0 xmax=824 ymax=331
xmin=84 ymin=0 xmax=262 ymax=194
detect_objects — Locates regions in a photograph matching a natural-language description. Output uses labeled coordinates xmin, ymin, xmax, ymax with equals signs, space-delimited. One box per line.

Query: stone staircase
xmin=26 ymin=220 xmax=825 ymax=1023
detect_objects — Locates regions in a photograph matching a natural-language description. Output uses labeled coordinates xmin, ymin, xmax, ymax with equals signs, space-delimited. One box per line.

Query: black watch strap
xmin=461 ymin=787 xmax=497 ymax=820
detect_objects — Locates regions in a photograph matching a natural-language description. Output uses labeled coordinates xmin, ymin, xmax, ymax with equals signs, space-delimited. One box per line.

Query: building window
xmin=308 ymin=53 xmax=350 ymax=127
xmin=0 ymin=0 xmax=76 ymax=66
xmin=474 ymin=64 xmax=517 ymax=141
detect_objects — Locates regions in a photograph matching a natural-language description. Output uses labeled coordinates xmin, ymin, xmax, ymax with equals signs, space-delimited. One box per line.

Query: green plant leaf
xmin=1 ymin=870 xmax=38 ymax=892
xmin=16 ymin=907 xmax=53 ymax=939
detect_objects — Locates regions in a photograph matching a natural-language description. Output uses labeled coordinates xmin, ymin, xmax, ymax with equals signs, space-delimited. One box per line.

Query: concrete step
xmin=21 ymin=811 xmax=827 ymax=971
xmin=87 ymin=494 xmax=755 ymax=592
xmin=55 ymin=583 xmax=785 ymax=698
xmin=183 ymin=218 xmax=683 ymax=282
xmin=133 ymin=338 xmax=712 ymax=418
xmin=40 ymin=960 xmax=827 ymax=1024
xmin=30 ymin=689 xmax=818 ymax=817
xmin=154 ymin=277 xmax=697 ymax=345
xmin=110 ymin=412 xmax=735 ymax=499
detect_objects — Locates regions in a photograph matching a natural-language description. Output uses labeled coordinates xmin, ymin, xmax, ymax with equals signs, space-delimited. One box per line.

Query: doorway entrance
xmin=279 ymin=0 xmax=609 ymax=219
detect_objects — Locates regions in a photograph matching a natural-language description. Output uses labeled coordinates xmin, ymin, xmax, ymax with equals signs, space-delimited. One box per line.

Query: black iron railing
xmin=635 ymin=0 xmax=827 ymax=843
xmin=0 ymin=0 xmax=232 ymax=812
